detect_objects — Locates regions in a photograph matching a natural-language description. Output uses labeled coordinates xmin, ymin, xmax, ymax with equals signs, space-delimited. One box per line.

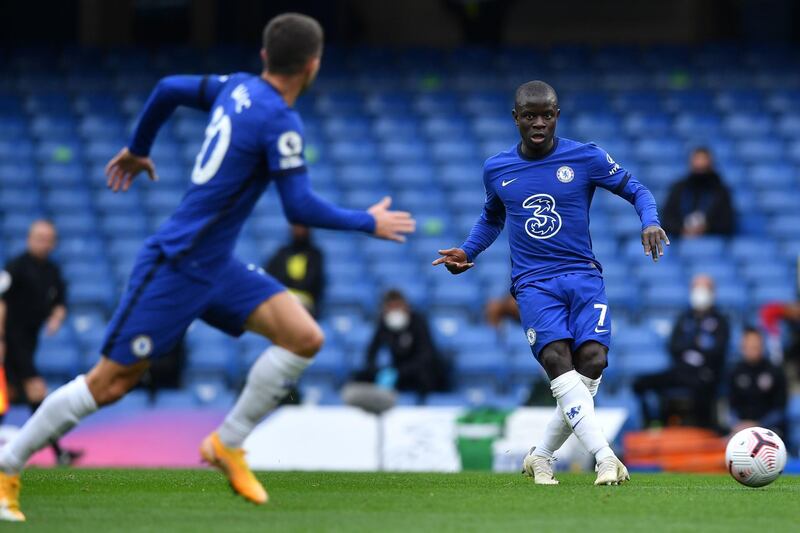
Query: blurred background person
xmin=356 ymin=289 xmax=449 ymax=401
xmin=728 ymin=327 xmax=787 ymax=438
xmin=0 ymin=220 xmax=81 ymax=465
xmin=761 ymin=300 xmax=800 ymax=375
xmin=633 ymin=274 xmax=730 ymax=429
xmin=662 ymin=147 xmax=735 ymax=238
xmin=484 ymin=294 xmax=519 ymax=328
xmin=265 ymin=225 xmax=325 ymax=317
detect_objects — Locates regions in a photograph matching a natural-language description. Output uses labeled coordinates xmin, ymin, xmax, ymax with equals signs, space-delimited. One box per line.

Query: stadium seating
xmin=1 ymin=44 xmax=799 ymax=444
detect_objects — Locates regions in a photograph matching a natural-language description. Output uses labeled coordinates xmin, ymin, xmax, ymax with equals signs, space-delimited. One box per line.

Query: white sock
xmin=217 ymin=346 xmax=312 ymax=448
xmin=534 ymin=373 xmax=602 ymax=459
xmin=0 ymin=375 xmax=97 ymax=474
xmin=549 ymin=370 xmax=614 ymax=463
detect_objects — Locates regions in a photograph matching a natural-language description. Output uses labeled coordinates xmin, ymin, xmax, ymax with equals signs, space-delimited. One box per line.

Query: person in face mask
xmin=632 ymin=274 xmax=730 ymax=428
xmin=264 ymin=225 xmax=325 ymax=317
xmin=358 ymin=289 xmax=448 ymax=400
xmin=661 ymin=147 xmax=735 ymax=238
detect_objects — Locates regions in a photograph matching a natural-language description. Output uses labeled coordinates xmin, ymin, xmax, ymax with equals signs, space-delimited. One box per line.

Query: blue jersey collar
xmin=517 ymin=137 xmax=559 ymax=161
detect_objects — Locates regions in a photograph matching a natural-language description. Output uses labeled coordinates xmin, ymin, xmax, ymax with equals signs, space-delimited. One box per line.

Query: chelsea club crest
xmin=526 ymin=328 xmax=537 ymax=346
xmin=556 ymin=166 xmax=574 ymax=183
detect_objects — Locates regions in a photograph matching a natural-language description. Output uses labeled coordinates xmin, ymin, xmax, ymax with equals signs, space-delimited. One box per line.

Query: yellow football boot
xmin=200 ymin=432 xmax=268 ymax=504
xmin=0 ymin=472 xmax=25 ymax=522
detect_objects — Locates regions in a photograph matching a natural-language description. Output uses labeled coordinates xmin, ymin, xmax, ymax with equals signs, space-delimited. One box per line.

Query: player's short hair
xmin=691 ymin=146 xmax=712 ymax=157
xmin=742 ymin=325 xmax=762 ymax=338
xmin=514 ymin=80 xmax=558 ymax=108
xmin=262 ymin=13 xmax=324 ymax=75
xmin=382 ymin=289 xmax=407 ymax=306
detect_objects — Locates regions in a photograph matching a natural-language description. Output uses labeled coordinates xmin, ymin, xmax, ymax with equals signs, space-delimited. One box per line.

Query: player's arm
xmin=269 ymin=114 xmax=414 ymax=242
xmin=588 ymin=145 xmax=669 ymax=262
xmin=106 ymin=74 xmax=228 ymax=192
xmin=276 ymin=172 xmax=415 ymax=241
xmin=433 ymin=166 xmax=505 ymax=274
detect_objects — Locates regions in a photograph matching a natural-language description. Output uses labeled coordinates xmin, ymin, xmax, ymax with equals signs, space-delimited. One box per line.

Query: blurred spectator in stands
xmin=728 ymin=327 xmax=787 ymax=438
xmin=633 ymin=274 xmax=730 ymax=428
xmin=662 ymin=147 xmax=735 ymax=238
xmin=485 ymin=294 xmax=519 ymax=328
xmin=356 ymin=289 xmax=449 ymax=400
xmin=265 ymin=225 xmax=325 ymax=317
xmin=0 ymin=220 xmax=81 ymax=465
xmin=761 ymin=301 xmax=800 ymax=372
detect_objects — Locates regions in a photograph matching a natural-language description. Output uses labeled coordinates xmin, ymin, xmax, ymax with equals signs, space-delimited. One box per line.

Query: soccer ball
xmin=725 ymin=426 xmax=787 ymax=487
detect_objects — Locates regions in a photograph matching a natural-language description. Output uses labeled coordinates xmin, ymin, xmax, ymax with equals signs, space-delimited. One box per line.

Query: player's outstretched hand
xmin=642 ymin=225 xmax=670 ymax=262
xmin=105 ymin=148 xmax=158 ymax=193
xmin=432 ymin=248 xmax=474 ymax=275
xmin=368 ymin=196 xmax=416 ymax=243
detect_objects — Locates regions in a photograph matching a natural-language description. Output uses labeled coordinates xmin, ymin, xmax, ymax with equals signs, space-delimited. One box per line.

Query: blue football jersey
xmin=151 ymin=73 xmax=307 ymax=278
xmin=461 ymin=137 xmax=659 ymax=290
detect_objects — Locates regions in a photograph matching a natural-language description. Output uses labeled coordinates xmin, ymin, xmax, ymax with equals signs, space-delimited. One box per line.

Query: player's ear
xmin=556 ymin=108 xmax=561 ymax=118
xmin=511 ymin=108 xmax=519 ymax=125
xmin=260 ymin=49 xmax=268 ymax=69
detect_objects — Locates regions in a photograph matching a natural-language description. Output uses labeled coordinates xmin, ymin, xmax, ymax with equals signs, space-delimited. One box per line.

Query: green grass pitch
xmin=15 ymin=470 xmax=800 ymax=532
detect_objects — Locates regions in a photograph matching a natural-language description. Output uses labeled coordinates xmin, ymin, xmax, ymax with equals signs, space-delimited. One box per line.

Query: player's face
xmin=513 ymin=98 xmax=559 ymax=153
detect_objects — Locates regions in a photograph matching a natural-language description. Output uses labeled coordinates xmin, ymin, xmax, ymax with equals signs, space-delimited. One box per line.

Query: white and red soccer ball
xmin=726 ymin=426 xmax=787 ymax=487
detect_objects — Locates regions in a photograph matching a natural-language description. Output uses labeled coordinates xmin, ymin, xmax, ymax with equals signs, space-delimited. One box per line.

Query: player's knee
xmin=287 ymin=326 xmax=324 ymax=358
xmin=538 ymin=341 xmax=573 ymax=378
xmin=575 ymin=343 xmax=608 ymax=379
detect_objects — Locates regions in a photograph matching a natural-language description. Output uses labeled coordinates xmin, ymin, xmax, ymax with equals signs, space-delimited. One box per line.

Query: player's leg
xmin=0 ymin=245 xmax=203 ymax=521
xmin=568 ymin=274 xmax=628 ymax=484
xmin=0 ymin=356 xmax=148 ymax=521
xmin=199 ymin=264 xmax=320 ymax=504
xmin=215 ymin=291 xmax=321 ymax=449
xmin=20 ymin=376 xmax=75 ymax=465
xmin=515 ymin=280 xmax=572 ymax=484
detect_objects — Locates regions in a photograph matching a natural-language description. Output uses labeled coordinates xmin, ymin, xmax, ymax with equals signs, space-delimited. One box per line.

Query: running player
xmin=433 ymin=81 xmax=668 ymax=486
xmin=0 ymin=13 xmax=415 ymax=521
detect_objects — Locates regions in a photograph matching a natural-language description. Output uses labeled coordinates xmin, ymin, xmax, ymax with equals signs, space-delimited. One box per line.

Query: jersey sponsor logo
xmin=192 ymin=106 xmax=232 ymax=185
xmin=526 ymin=328 xmax=536 ymax=346
xmin=131 ymin=335 xmax=153 ymax=358
xmin=231 ymin=84 xmax=252 ymax=114
xmin=556 ymin=166 xmax=574 ymax=183
xmin=277 ymin=131 xmax=304 ymax=169
xmin=522 ymin=193 xmax=562 ymax=239
xmin=0 ymin=270 xmax=10 ymax=294
xmin=605 ymin=152 xmax=621 ymax=174
xmin=501 ymin=178 xmax=518 ymax=187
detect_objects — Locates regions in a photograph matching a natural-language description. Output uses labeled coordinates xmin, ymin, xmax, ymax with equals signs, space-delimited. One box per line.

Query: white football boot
xmin=522 ymin=447 xmax=559 ymax=485
xmin=594 ymin=456 xmax=630 ymax=486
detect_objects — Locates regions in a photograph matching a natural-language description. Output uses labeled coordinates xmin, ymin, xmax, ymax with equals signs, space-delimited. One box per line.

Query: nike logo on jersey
xmin=501 ymin=178 xmax=518 ymax=187
xmin=594 ymin=327 xmax=609 ymax=333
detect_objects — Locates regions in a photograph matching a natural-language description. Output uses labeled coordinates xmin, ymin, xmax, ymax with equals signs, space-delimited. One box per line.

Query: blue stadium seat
xmin=737 ymin=140 xmax=784 ymax=163
xmin=36 ymin=331 xmax=81 ymax=379
xmin=623 ymin=112 xmax=672 ymax=136
xmin=731 ymin=237 xmax=779 ymax=262
xmin=0 ymin=162 xmax=37 ymax=188
xmin=723 ymin=114 xmax=773 ymax=138
xmin=749 ymin=163 xmax=796 ymax=189
xmin=678 ymin=237 xmax=726 ymax=260
xmin=430 ymin=140 xmax=479 ymax=163
xmin=673 ymin=113 xmax=721 ymax=137
xmin=714 ymin=282 xmax=748 ymax=311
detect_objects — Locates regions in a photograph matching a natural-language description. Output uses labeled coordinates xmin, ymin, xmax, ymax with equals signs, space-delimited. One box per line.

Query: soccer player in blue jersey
xmin=433 ymin=81 xmax=669 ymax=486
xmin=0 ymin=14 xmax=415 ymax=520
